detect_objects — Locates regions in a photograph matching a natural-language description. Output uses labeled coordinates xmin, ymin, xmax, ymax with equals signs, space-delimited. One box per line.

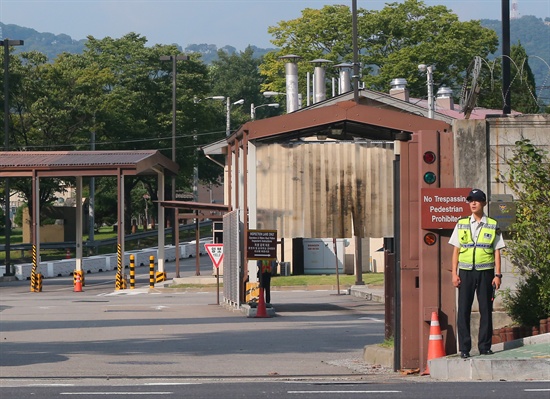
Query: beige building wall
xmin=254 ymin=140 xmax=394 ymax=239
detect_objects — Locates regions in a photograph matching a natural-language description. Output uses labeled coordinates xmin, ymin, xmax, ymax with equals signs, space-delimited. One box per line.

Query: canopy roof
xmin=232 ymin=100 xmax=451 ymax=144
xmin=0 ymin=150 xmax=179 ymax=178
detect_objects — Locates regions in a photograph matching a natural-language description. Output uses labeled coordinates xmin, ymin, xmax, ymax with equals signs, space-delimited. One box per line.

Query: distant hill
xmin=0 ymin=22 xmax=275 ymax=63
xmin=0 ymin=23 xmax=87 ymax=60
xmin=1 ymin=17 xmax=548 ymax=100
xmin=481 ymin=16 xmax=550 ymax=102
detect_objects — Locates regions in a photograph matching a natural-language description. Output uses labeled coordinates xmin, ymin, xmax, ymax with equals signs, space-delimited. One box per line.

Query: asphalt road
xmin=1 ymin=256 xmax=548 ymax=398
xmin=0 ymin=379 xmax=549 ymax=399
xmin=1 ymin=255 xmax=387 ymax=379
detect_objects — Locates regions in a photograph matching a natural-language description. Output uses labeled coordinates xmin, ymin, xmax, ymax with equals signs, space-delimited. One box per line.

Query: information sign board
xmin=247 ymin=230 xmax=277 ymax=259
xmin=421 ymin=188 xmax=471 ymax=229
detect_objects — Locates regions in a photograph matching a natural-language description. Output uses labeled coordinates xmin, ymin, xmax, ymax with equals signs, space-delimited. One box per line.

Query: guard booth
xmin=398 ymin=129 xmax=461 ymax=371
xmin=215 ymin=99 xmax=459 ymax=373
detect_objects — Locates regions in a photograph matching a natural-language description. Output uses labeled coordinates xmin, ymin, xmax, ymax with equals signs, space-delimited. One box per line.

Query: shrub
xmin=499 ymin=139 xmax=550 ymax=327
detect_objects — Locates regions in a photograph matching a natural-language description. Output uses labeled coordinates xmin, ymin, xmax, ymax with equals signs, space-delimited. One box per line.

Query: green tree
xmin=5 ymin=34 xmax=217 ymax=231
xmin=190 ymin=46 xmax=273 ymax=187
xmin=508 ymin=43 xmax=540 ymax=113
xmin=7 ymin=50 xmax=98 ymax=220
xmin=0 ymin=203 xmax=4 ymax=231
xmin=77 ymin=33 xmax=216 ymax=231
xmin=476 ymin=43 xmax=541 ymax=113
xmin=500 ymin=140 xmax=550 ymax=327
xmin=261 ymin=0 xmax=498 ymax=101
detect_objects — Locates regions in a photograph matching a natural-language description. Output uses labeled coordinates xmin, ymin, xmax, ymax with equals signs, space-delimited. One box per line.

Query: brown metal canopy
xmin=0 ymin=150 xmax=179 ymax=287
xmin=233 ymin=100 xmax=451 ymax=143
xmin=0 ymin=150 xmax=179 ymax=178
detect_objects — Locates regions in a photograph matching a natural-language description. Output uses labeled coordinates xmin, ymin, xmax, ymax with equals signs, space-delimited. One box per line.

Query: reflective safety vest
xmin=261 ymin=260 xmax=272 ymax=274
xmin=457 ymin=216 xmax=498 ymax=270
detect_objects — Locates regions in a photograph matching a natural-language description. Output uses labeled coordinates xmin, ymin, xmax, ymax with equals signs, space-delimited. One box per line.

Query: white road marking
xmin=143 ymin=382 xmax=198 ymax=386
xmin=358 ymin=317 xmax=384 ymax=322
xmin=288 ymin=390 xmax=401 ymax=394
xmin=28 ymin=384 xmax=75 ymax=387
xmin=525 ymin=389 xmax=550 ymax=392
xmin=60 ymin=392 xmax=172 ymax=395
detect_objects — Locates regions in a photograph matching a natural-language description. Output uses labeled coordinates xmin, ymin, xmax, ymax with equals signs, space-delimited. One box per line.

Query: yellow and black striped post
xmin=155 ymin=271 xmax=166 ymax=283
xmin=129 ymin=254 xmax=135 ymax=289
xmin=149 ymin=255 xmax=155 ymax=289
xmin=115 ymin=244 xmax=126 ymax=290
xmin=30 ymin=245 xmax=38 ymax=292
xmin=36 ymin=273 xmax=43 ymax=292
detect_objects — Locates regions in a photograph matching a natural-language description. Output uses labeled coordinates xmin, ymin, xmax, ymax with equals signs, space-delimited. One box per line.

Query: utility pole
xmin=160 ymin=54 xmax=189 ymax=244
xmin=2 ymin=38 xmax=24 ymax=277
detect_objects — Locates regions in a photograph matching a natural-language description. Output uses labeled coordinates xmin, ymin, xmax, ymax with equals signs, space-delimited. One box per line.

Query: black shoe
xmin=480 ymin=350 xmax=494 ymax=355
xmin=460 ymin=352 xmax=470 ymax=359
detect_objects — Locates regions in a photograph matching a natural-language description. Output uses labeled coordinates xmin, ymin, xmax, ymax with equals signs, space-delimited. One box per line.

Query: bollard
xmin=30 ymin=245 xmax=39 ymax=292
xmin=36 ymin=273 xmax=43 ymax=292
xmin=149 ymin=255 xmax=155 ymax=288
xmin=30 ymin=271 xmax=37 ymax=292
xmin=116 ymin=244 xmax=124 ymax=290
xmin=129 ymin=254 xmax=136 ymax=289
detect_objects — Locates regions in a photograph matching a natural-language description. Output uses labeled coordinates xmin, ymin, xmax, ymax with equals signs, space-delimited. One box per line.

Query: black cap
xmin=466 ymin=189 xmax=486 ymax=202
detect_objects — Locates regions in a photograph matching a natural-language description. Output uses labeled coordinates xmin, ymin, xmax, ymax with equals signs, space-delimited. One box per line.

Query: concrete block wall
xmin=2 ymin=238 xmax=212 ymax=281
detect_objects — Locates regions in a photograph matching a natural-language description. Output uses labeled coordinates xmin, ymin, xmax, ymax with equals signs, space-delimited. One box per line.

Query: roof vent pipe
xmin=279 ymin=55 xmax=301 ymax=113
xmin=436 ymin=86 xmax=454 ymax=110
xmin=335 ymin=63 xmax=353 ymax=94
xmin=310 ymin=59 xmax=332 ymax=104
xmin=389 ymin=78 xmax=409 ymax=102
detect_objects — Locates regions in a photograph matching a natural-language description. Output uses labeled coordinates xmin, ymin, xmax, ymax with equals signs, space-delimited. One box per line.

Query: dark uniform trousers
xmin=457 ymin=268 xmax=494 ymax=353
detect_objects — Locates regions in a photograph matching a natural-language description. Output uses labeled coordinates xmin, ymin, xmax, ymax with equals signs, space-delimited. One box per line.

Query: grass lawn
xmin=170 ymin=273 xmax=384 ymax=289
xmin=271 ymin=273 xmax=383 ymax=287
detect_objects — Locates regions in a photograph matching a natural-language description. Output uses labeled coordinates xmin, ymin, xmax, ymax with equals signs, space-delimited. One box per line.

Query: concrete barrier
xmin=5 ymin=239 xmax=212 ymax=281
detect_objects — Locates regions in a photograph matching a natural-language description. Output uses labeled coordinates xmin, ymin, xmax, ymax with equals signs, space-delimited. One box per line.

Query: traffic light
xmin=422 ymin=151 xmax=437 ymax=184
xmin=419 ymin=130 xmax=440 ymax=245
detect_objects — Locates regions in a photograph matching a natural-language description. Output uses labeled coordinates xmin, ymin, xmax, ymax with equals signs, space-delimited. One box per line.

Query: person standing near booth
xmin=257 ymin=259 xmax=274 ymax=304
xmin=449 ymin=189 xmax=505 ymax=359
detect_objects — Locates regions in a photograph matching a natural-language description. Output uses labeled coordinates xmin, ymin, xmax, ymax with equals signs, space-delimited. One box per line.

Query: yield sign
xmin=205 ymin=244 xmax=224 ymax=268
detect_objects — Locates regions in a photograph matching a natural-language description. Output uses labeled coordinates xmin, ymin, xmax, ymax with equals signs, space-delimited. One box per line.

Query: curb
xmin=349 ymin=286 xmax=384 ymax=303
xmin=429 ymin=357 xmax=550 ymax=381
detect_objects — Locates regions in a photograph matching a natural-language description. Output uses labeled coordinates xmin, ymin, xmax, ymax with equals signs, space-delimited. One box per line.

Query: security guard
xmin=449 ymin=189 xmax=505 ymax=359
xmin=257 ymin=259 xmax=274 ymax=304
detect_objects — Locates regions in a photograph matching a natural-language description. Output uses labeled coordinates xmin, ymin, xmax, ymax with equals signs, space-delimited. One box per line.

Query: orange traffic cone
xmin=74 ymin=273 xmax=83 ymax=292
xmin=422 ymin=311 xmax=446 ymax=375
xmin=255 ymin=287 xmax=270 ymax=318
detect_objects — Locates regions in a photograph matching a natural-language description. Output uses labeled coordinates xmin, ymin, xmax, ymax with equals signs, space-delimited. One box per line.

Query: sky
xmin=1 ymin=0 xmax=549 ymax=51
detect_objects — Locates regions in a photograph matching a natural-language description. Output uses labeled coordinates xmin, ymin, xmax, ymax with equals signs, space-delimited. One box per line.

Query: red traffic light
xmin=423 ymin=151 xmax=436 ymax=164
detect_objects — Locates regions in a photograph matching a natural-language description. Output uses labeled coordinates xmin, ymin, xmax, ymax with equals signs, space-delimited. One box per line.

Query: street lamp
xmin=226 ymin=98 xmax=244 ymax=136
xmin=160 ymin=54 xmax=189 ymax=243
xmin=196 ymin=96 xmax=243 ymax=136
xmin=263 ymin=91 xmax=285 ymax=97
xmin=2 ymin=38 xmax=24 ymax=277
xmin=418 ymin=64 xmax=435 ymax=119
xmin=250 ymin=103 xmax=279 ymax=120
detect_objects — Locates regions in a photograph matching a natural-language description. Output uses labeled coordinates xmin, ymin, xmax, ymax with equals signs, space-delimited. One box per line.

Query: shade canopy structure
xmin=0 ymin=150 xmax=179 ymax=177
xmin=0 ymin=150 xmax=179 ymax=286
